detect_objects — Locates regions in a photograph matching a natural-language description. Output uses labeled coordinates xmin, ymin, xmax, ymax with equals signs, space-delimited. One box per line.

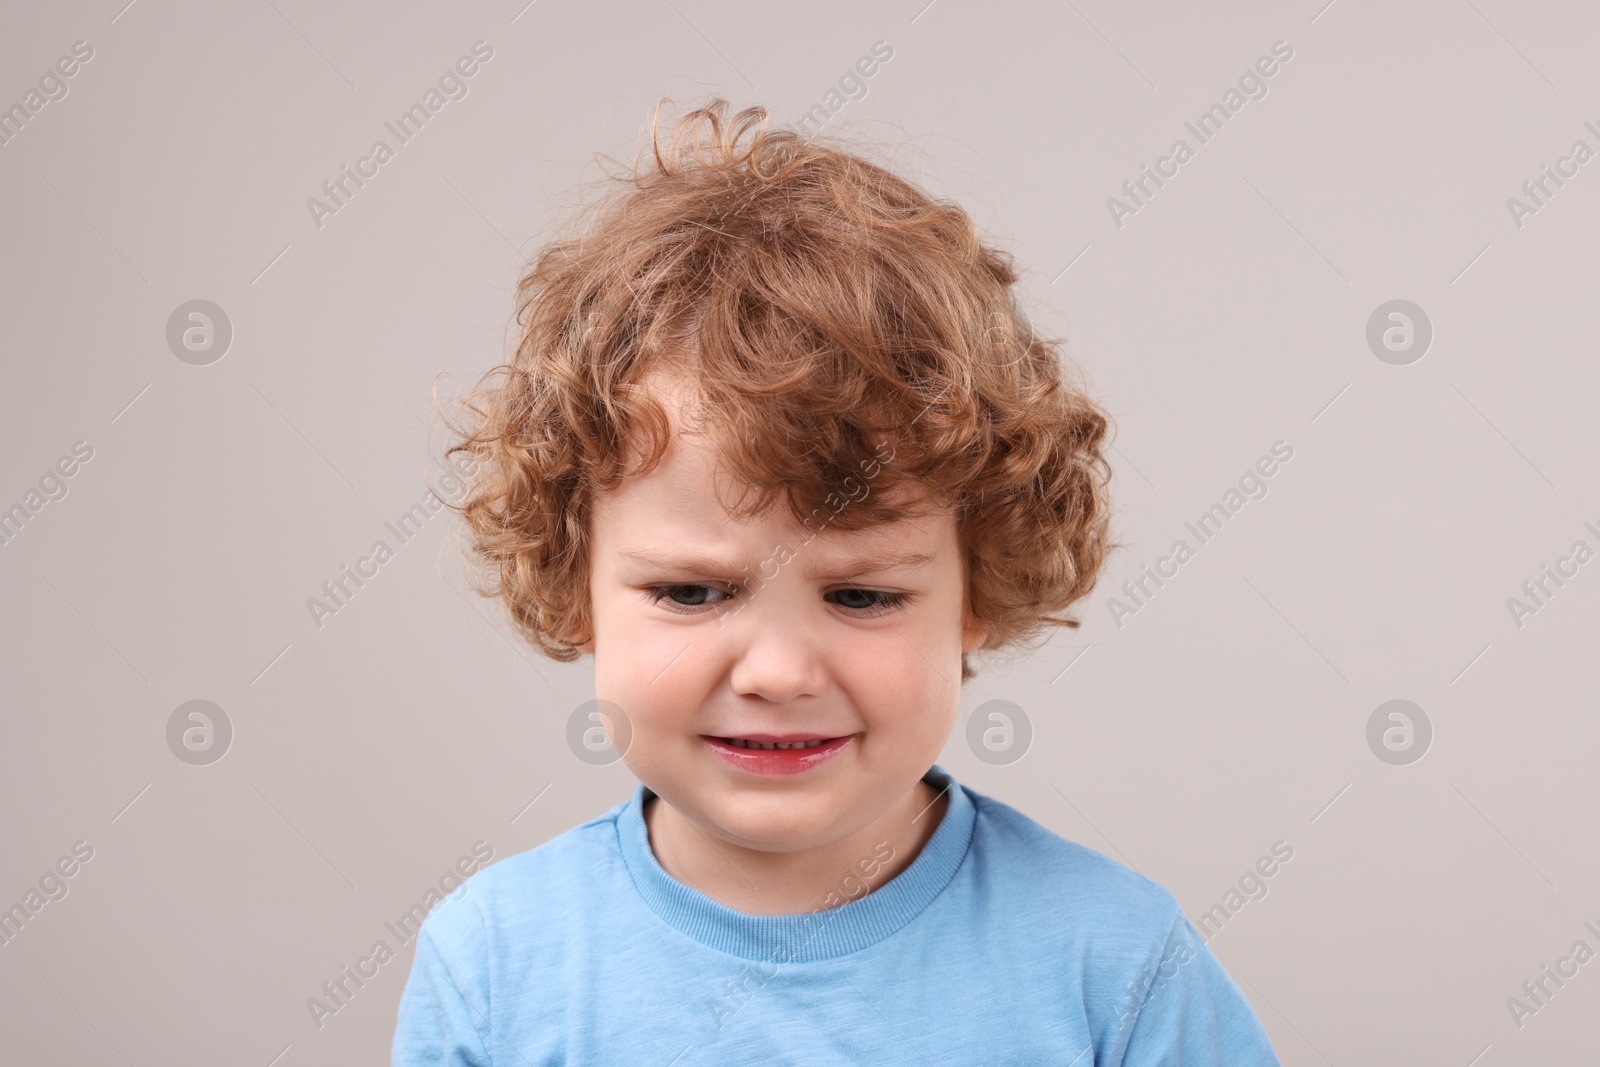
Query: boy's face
xmin=578 ymin=373 xmax=985 ymax=855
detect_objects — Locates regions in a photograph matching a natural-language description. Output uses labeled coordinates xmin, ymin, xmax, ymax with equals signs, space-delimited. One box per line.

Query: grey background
xmin=2 ymin=0 xmax=1596 ymax=1063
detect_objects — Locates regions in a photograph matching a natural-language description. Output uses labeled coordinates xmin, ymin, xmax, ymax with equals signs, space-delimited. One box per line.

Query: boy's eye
xmin=828 ymin=588 xmax=910 ymax=614
xmin=645 ymin=584 xmax=735 ymax=611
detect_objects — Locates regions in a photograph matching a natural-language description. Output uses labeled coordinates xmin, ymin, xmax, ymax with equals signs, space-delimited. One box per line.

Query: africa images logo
xmin=306 ymin=41 xmax=494 ymax=230
xmin=1106 ymin=40 xmax=1295 ymax=229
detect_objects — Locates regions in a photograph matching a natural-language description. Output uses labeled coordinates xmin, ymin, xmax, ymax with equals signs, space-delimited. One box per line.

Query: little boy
xmin=395 ymin=99 xmax=1282 ymax=1065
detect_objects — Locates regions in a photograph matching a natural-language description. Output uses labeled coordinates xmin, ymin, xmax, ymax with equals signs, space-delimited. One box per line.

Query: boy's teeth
xmin=725 ymin=738 xmax=829 ymax=750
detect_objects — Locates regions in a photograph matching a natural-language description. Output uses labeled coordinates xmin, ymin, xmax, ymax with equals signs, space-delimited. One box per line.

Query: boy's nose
xmin=726 ymin=618 xmax=829 ymax=705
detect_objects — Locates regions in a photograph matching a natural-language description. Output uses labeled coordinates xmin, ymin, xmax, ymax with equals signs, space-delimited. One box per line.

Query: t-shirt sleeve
xmin=1111 ymin=909 xmax=1283 ymax=1067
xmin=392 ymin=920 xmax=496 ymax=1067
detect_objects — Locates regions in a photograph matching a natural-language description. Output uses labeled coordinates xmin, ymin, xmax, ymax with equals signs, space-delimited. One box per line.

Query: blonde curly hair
xmin=437 ymin=98 xmax=1116 ymax=682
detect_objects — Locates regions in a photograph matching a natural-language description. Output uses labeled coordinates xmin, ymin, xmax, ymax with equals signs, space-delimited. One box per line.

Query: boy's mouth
xmin=713 ymin=735 xmax=842 ymax=750
xmin=702 ymin=734 xmax=855 ymax=775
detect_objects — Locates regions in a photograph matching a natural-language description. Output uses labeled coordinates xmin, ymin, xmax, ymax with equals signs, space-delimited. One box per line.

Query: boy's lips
xmin=702 ymin=734 xmax=855 ymax=776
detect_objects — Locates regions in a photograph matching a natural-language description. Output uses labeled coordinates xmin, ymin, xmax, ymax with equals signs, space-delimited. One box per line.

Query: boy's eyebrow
xmin=618 ymin=547 xmax=937 ymax=580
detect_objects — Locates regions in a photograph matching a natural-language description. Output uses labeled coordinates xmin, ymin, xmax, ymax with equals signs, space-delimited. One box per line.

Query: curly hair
xmin=437 ymin=98 xmax=1116 ymax=682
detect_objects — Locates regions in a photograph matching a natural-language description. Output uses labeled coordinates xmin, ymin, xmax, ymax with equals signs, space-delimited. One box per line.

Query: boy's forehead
xmin=615 ymin=538 xmax=941 ymax=582
xmin=609 ymin=496 xmax=948 ymax=577
xmin=599 ymin=461 xmax=939 ymax=540
xmin=595 ymin=432 xmax=946 ymax=551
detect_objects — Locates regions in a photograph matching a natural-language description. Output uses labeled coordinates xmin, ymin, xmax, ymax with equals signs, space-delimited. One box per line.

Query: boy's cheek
xmin=598 ymin=632 xmax=708 ymax=717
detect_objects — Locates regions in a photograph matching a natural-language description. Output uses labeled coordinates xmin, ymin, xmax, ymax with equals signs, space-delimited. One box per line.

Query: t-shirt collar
xmin=615 ymin=763 xmax=976 ymax=962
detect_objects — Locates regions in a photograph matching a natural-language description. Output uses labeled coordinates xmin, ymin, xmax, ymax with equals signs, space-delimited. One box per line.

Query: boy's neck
xmin=642 ymin=777 xmax=949 ymax=916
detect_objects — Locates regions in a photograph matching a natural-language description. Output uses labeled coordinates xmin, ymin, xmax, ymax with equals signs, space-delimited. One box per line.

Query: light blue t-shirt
xmin=393 ymin=763 xmax=1281 ymax=1065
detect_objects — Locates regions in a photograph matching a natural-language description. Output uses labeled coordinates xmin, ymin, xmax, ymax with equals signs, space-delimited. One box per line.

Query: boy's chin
xmin=697 ymin=789 xmax=854 ymax=849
